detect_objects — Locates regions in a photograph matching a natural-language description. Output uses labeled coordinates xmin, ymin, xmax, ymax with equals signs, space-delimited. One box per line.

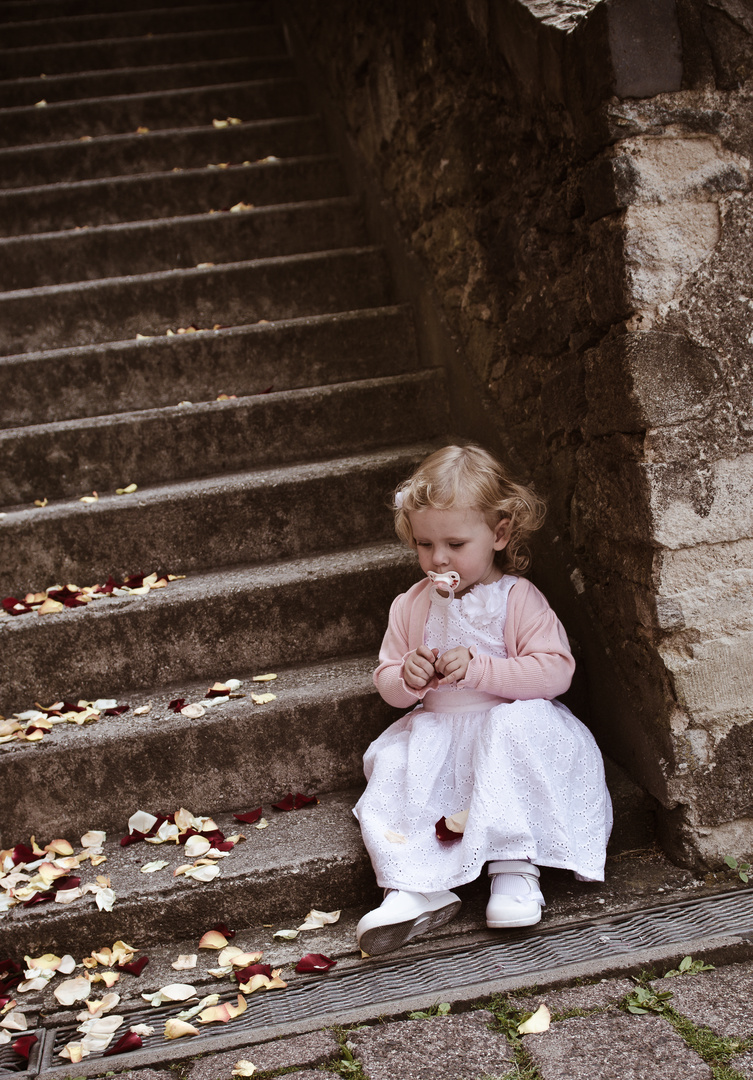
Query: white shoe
xmin=485 ymin=860 xmax=545 ymax=929
xmin=357 ymin=888 xmax=461 ymax=956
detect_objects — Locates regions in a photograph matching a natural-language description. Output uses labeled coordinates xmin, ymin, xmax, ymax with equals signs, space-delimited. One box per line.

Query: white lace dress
xmin=353 ymin=576 xmax=612 ymax=891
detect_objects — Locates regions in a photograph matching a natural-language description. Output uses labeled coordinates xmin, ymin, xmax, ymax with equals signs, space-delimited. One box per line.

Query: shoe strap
xmin=488 ymin=860 xmax=540 ymax=878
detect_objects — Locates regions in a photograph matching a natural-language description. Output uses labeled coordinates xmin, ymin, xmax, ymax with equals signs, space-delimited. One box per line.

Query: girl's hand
xmin=402 ymin=646 xmax=438 ymax=690
xmin=435 ymin=646 xmax=471 ymax=684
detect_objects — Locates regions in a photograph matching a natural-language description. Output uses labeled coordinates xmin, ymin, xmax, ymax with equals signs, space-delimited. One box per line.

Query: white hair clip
xmin=394 ymin=489 xmax=404 ymax=509
xmin=427 ymin=570 xmax=460 ymax=605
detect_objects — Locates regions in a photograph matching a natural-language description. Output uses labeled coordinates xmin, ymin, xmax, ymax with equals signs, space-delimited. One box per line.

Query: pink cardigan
xmin=373 ymin=577 xmax=575 ymax=708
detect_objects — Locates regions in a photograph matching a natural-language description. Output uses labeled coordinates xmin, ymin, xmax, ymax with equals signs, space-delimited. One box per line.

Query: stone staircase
xmin=0 ymin=0 xmax=449 ymax=956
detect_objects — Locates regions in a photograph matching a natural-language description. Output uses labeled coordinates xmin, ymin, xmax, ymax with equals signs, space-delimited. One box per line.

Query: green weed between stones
xmin=724 ymin=855 xmax=752 ymax=883
xmin=483 ymin=995 xmax=543 ymax=1080
xmin=623 ymin=963 xmax=753 ymax=1080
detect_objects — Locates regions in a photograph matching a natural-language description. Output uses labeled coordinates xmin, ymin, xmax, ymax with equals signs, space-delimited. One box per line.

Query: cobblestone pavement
xmin=63 ymin=955 xmax=753 ymax=1080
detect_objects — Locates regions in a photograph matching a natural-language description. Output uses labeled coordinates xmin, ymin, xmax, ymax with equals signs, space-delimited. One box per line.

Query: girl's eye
xmin=416 ymin=541 xmax=431 ymax=547
xmin=449 ymin=542 xmax=465 ymax=548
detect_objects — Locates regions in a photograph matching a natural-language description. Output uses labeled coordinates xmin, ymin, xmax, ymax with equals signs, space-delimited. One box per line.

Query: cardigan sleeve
xmin=373 ymin=589 xmax=437 ymax=707
xmin=460 ymin=578 xmax=575 ymax=701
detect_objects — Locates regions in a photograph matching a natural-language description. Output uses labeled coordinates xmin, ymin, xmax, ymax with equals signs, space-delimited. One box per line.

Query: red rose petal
xmin=12 ymin=1034 xmax=38 ymax=1061
xmin=295 ymin=953 xmax=337 ymax=973
xmin=61 ymin=701 xmax=87 ymax=713
xmin=3 ymin=597 xmax=32 ymax=615
xmin=293 ymin=792 xmax=318 ymax=809
xmin=22 ymin=892 xmax=53 ymax=907
xmin=213 ymin=840 xmax=234 ymax=852
xmin=435 ymin=817 xmax=462 ymax=842
xmin=116 ymin=956 xmax=149 ymax=976
xmin=104 ymin=705 xmax=130 ymax=715
xmin=103 ymin=1031 xmax=142 ymax=1056
xmin=272 ymin=793 xmax=295 ymax=811
xmin=120 ymin=830 xmax=145 ymax=846
xmin=235 ymin=962 xmax=271 ymax=982
xmin=168 ymin=698 xmax=187 ymax=713
xmin=11 ymin=844 xmax=35 ymax=865
xmin=210 ymin=921 xmax=236 ymax=940
xmin=93 ymin=575 xmax=120 ymax=594
xmin=233 ymin=807 xmax=263 ymax=824
xmin=53 ymin=876 xmax=81 ymax=892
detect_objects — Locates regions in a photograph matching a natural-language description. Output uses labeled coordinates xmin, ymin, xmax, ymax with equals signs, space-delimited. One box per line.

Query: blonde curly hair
xmin=393 ymin=444 xmax=545 ymax=575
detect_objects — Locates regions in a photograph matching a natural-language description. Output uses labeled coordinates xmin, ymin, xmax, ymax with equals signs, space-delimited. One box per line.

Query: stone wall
xmin=289 ymin=0 xmax=753 ymax=869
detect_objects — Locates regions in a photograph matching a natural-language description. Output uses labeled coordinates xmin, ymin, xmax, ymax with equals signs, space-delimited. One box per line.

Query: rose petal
xmin=116 ymin=956 xmax=148 ymax=976
xmin=103 ymin=1030 xmax=142 ymax=1055
xmin=233 ymin=807 xmax=263 ymax=824
xmin=518 ymin=1004 xmax=551 ymax=1034
xmin=164 ymin=1018 xmax=200 ymax=1039
xmin=13 ymin=1034 xmax=38 ymax=1060
xmin=295 ymin=953 xmax=337 ymax=973
xmin=172 ymin=955 xmax=197 ymax=970
xmin=435 ymin=817 xmax=462 ymax=842
xmin=54 ymin=976 xmax=92 ymax=1005
xmin=128 ymin=810 xmax=158 ymax=835
xmin=232 ymin=1060 xmax=256 ymax=1076
xmin=199 ymin=931 xmax=228 ymax=949
xmin=184 ymin=836 xmax=211 ymax=858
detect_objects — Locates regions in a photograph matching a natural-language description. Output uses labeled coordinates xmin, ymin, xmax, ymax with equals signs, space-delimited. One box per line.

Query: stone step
xmin=0 ymin=788 xmax=372 ymax=956
xmin=0 ymin=53 xmax=295 ymax=110
xmin=1 ymin=540 xmax=419 ymax=713
xmin=0 ymin=306 xmax=416 ymax=427
xmin=0 ymin=77 xmax=307 ymax=147
xmin=0 ymin=197 xmax=365 ymax=289
xmin=1 ymin=443 xmax=433 ymax=596
xmin=0 ymin=368 xmax=443 ymax=504
xmin=0 ymin=22 xmax=285 ymax=79
xmin=0 ymin=114 xmax=325 ymax=189
xmin=0 ymin=245 xmax=392 ymax=355
xmin=0 ymin=154 xmax=345 ymax=237
xmin=1 ymin=656 xmax=389 ymax=843
xmin=0 ymin=1 xmax=274 ymax=49
xmin=0 ymin=154 xmax=346 ymax=237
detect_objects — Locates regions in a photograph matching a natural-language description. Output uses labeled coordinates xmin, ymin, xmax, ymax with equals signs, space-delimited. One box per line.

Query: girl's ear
xmin=493 ymin=518 xmax=510 ymax=551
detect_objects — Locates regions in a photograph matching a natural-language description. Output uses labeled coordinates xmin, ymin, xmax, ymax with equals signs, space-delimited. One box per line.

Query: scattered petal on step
xmin=230 ymin=201 xmax=253 ymax=212
xmin=143 ymin=984 xmax=196 ymax=1008
xmin=184 ymin=836 xmax=211 ymax=858
xmin=77 ymin=1013 xmax=123 ymax=1035
xmin=218 ymin=948 xmax=262 ymax=969
xmin=252 ymin=673 xmax=277 ymax=682
xmin=232 ymin=1060 xmax=256 ymax=1076
xmin=164 ymin=1018 xmax=200 ymax=1039
xmin=54 ymin=976 xmax=92 ymax=1005
xmin=272 ymin=792 xmax=318 ymax=812
xmin=79 ymin=492 xmax=98 ymax=503
xmin=83 ymin=992 xmax=120 ymax=1017
xmin=128 ymin=810 xmax=158 ymax=835
xmin=518 ymin=1004 xmax=551 ymax=1034
xmin=172 ymin=955 xmax=197 ymax=970
xmin=295 ymin=954 xmax=337 ymax=973
xmin=35 ymin=99 xmax=47 ymax=107
xmin=238 ymin=969 xmax=286 ymax=994
xmin=180 ymin=703 xmax=205 ymax=719
xmin=129 ymin=1024 xmax=155 ymax=1036
xmin=115 ymin=484 xmax=137 ymax=495
xmin=33 ymin=498 xmax=48 ymax=508
xmin=135 ymin=126 xmax=149 ymax=134
xmin=13 ymin=1034 xmax=38 ymax=1061
xmin=37 ymin=597 xmax=63 ymax=614
xmin=272 ymin=929 xmax=298 ymax=941
xmin=183 ymin=863 xmax=220 ymax=882
xmin=0 ymin=1011 xmax=27 ymax=1031
xmin=233 ymin=807 xmax=262 ymax=825
xmin=298 ymin=909 xmax=341 ymax=931
xmin=81 ymin=830 xmax=106 ymax=849
xmin=199 ymin=930 xmax=228 ymax=950
xmin=103 ymin=1030 xmax=142 ymax=1055
xmin=115 ymin=957 xmax=149 ymax=977
xmin=133 ymin=703 xmax=152 ymax=715
xmin=251 ymin=693 xmax=276 ymax=704
xmin=59 ymin=1040 xmax=85 ymax=1061
xmin=140 ymin=860 xmax=169 ymax=874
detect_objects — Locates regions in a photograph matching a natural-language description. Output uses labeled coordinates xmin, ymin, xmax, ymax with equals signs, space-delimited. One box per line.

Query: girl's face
xmin=408 ymin=505 xmax=509 ymax=596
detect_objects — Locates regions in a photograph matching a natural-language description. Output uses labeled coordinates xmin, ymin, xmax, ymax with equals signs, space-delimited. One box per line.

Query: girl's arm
xmin=461 ymin=580 xmax=575 ymax=700
xmin=373 ymin=593 xmax=436 ymax=707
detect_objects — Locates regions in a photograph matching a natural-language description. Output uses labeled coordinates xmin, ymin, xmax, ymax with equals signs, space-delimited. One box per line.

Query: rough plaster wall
xmin=292 ymin=0 xmax=753 ymax=868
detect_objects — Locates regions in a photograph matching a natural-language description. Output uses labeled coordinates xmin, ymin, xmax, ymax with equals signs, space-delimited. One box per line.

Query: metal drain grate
xmin=42 ymin=889 xmax=753 ymax=1070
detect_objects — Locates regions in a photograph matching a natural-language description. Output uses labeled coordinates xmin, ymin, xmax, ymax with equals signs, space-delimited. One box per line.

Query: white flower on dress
xmin=461 ymin=582 xmax=507 ymax=626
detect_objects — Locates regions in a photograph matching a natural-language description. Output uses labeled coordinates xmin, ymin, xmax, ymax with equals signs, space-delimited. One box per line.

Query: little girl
xmin=354 ymin=444 xmax=612 ymax=956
